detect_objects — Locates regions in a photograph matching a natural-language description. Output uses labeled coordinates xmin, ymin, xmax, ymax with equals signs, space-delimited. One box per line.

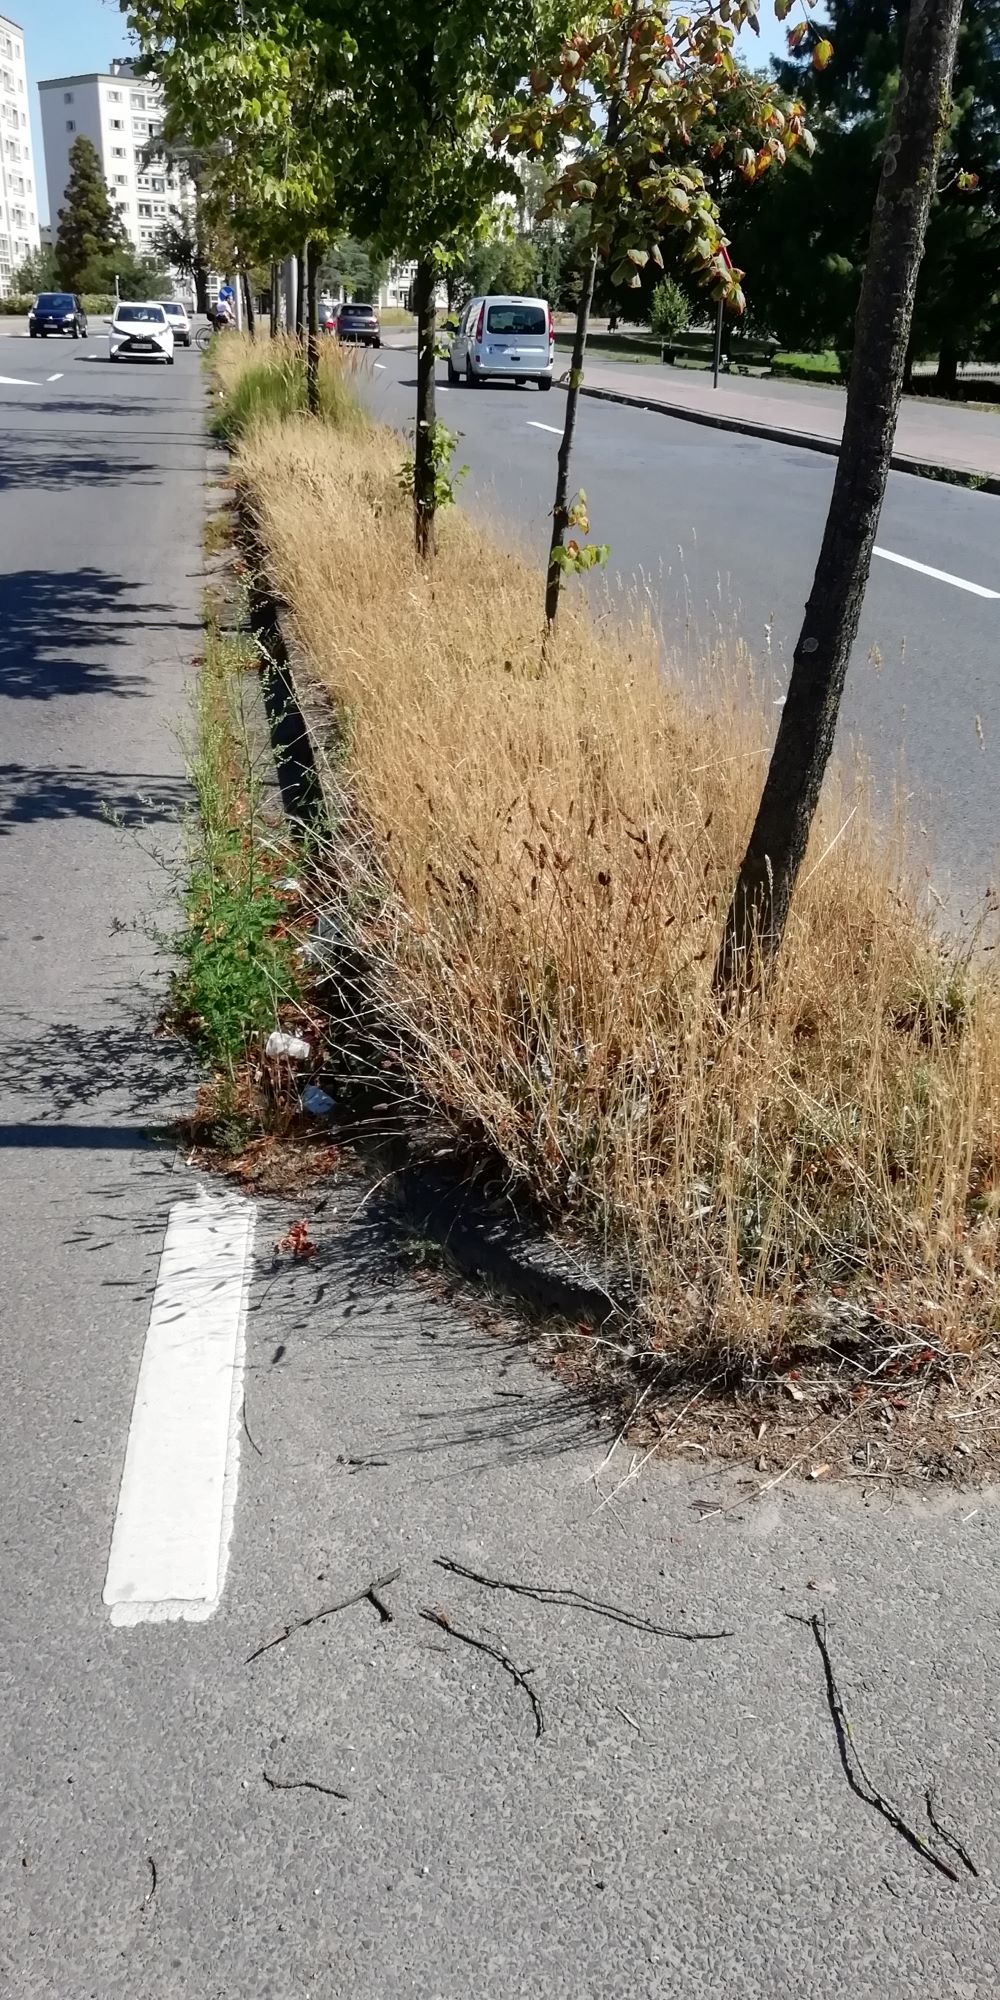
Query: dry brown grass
xmin=231 ymin=355 xmax=1000 ymax=1378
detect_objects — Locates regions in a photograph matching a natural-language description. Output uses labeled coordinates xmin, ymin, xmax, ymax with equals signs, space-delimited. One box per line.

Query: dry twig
xmin=248 ymin=1567 xmax=401 ymax=1664
xmin=421 ymin=1607 xmax=544 ymax=1739
xmin=141 ymin=1856 xmax=157 ymax=1912
xmin=263 ymin=1769 xmax=350 ymax=1801
xmin=434 ymin=1557 xmax=732 ymax=1642
xmin=798 ymin=1609 xmax=975 ymax=1885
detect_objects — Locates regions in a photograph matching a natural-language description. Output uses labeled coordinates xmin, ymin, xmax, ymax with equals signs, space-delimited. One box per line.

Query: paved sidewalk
xmin=577 ymin=356 xmax=1000 ymax=487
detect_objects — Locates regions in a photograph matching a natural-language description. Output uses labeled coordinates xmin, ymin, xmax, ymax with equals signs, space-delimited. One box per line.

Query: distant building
xmin=379 ymin=259 xmax=446 ymax=312
xmin=0 ymin=12 xmax=41 ymax=295
xmin=38 ymin=58 xmax=195 ymax=293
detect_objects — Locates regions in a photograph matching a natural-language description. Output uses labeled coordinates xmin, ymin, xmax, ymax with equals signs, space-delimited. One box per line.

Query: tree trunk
xmin=935 ymin=334 xmax=959 ymax=396
xmin=241 ymin=270 xmax=255 ymax=339
xmin=295 ymin=242 xmax=306 ymax=340
xmin=413 ymin=255 xmax=438 ymax=560
xmin=194 ymin=261 xmax=209 ymax=314
xmin=269 ymin=261 xmax=279 ymax=336
xmin=283 ymin=255 xmax=297 ymax=337
xmin=306 ymin=239 xmax=320 ymax=415
xmin=714 ymin=0 xmax=963 ymax=993
xmin=544 ymin=248 xmax=597 ymax=628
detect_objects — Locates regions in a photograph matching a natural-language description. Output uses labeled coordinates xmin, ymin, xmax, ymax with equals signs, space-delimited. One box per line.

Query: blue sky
xmin=21 ymin=0 xmax=788 ymax=228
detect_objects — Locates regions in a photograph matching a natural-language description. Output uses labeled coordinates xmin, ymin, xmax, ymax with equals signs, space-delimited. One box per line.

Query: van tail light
xmin=475 ymin=303 xmax=485 ymax=342
xmin=548 ymin=309 xmax=554 ymax=344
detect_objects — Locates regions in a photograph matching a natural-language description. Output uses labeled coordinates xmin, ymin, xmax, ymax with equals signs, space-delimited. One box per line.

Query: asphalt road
xmin=367 ymin=346 xmax=1000 ymax=914
xmin=4 ymin=330 xmax=1000 ymax=1997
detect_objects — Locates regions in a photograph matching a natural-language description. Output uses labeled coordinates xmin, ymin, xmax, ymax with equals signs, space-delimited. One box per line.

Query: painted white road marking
xmin=373 ymin=361 xmax=386 ymax=370
xmin=103 ymin=1187 xmax=256 ymax=1625
xmin=527 ymin=420 xmax=563 ymax=435
xmin=873 ymin=546 xmax=1000 ymax=599
xmin=0 ymin=373 xmax=34 ymax=385
xmin=47 ymin=372 xmax=63 ymax=382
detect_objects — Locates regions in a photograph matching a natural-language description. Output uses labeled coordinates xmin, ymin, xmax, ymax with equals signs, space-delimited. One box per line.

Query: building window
xmin=115 ymin=173 xmax=128 ymax=185
xmin=64 ymin=90 xmax=74 ymax=103
xmin=132 ymin=93 xmax=146 ymax=109
xmin=66 ymin=119 xmax=75 ymax=132
xmin=112 ymin=146 xmax=126 ymax=158
xmin=110 ymin=117 xmax=124 ymax=130
xmin=138 ymin=202 xmax=152 ymax=217
xmin=151 ymin=176 xmax=165 ymax=192
xmin=108 ymin=89 xmax=122 ymax=102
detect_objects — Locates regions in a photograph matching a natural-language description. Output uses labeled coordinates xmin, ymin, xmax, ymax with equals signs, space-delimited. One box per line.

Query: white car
xmin=448 ymin=294 xmax=554 ymax=390
xmin=159 ymin=298 xmax=192 ymax=346
xmin=109 ymin=301 xmax=174 ymax=364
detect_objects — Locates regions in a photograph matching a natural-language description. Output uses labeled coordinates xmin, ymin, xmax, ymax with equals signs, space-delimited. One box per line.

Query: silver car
xmin=448 ymin=294 xmax=554 ymax=390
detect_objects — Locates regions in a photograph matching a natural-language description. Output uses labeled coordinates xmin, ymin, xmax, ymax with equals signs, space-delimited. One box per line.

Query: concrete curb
xmin=575 ymin=381 xmax=1000 ymax=496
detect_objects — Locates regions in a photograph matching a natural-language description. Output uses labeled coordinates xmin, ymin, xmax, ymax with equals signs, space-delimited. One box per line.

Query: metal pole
xmin=712 ymin=297 xmax=724 ymax=389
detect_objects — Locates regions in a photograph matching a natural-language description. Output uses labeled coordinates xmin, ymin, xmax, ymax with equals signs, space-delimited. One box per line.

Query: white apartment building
xmin=0 ymin=13 xmax=40 ymax=295
xmin=38 ymin=58 xmax=191 ymax=278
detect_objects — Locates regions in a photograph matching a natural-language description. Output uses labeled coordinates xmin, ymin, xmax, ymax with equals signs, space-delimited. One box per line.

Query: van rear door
xmin=479 ymin=301 xmax=549 ymax=374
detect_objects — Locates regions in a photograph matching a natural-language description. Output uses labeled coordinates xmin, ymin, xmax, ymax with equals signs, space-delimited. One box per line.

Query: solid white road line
xmin=873 ymin=545 xmax=1000 ymax=599
xmin=527 ymin=420 xmax=563 ymax=435
xmin=0 ymin=373 xmax=34 ymax=385
xmin=103 ymin=1187 xmax=256 ymax=1625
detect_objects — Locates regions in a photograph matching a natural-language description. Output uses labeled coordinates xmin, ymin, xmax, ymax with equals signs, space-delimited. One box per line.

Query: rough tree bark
xmin=306 ymin=240 xmax=320 ymax=414
xmin=544 ymin=248 xmax=598 ymax=626
xmin=412 ymin=254 xmax=438 ymax=561
xmin=269 ymin=261 xmax=279 ymax=336
xmin=194 ymin=261 xmax=209 ymax=314
xmin=714 ymin=0 xmax=964 ymax=992
xmin=241 ymin=270 xmax=255 ymax=338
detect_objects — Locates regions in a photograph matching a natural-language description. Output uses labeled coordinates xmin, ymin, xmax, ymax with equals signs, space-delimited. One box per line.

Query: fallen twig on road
xmin=141 ymin=1856 xmax=157 ymax=1912
xmin=925 ymin=1789 xmax=979 ymax=1878
xmin=263 ymin=1769 xmax=350 ymax=1801
xmin=248 ymin=1567 xmax=401 ymax=1664
xmin=797 ymin=1609 xmax=974 ymax=1885
xmin=421 ymin=1607 xmax=544 ymax=1740
xmin=241 ymin=1395 xmax=263 ymax=1457
xmin=434 ymin=1557 xmax=733 ymax=1642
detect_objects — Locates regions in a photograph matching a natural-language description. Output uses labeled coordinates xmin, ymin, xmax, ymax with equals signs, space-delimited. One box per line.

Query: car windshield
xmin=486 ymin=305 xmax=546 ymax=335
xmin=342 ymin=306 xmax=375 ymax=318
xmin=116 ymin=306 xmax=166 ymax=323
xmin=36 ymin=294 xmax=75 ymax=311
xmin=161 ymin=302 xmax=186 ymax=317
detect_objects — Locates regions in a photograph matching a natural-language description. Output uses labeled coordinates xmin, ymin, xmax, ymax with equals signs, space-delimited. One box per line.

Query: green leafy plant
xmin=549 ymin=489 xmax=609 ymax=574
xmin=650 ymin=277 xmax=690 ymax=342
xmin=399 ymin=420 xmax=468 ymax=513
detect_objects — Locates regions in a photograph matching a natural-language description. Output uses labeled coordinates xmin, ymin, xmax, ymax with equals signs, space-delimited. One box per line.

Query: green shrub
xmin=649 ymin=278 xmax=690 ymax=342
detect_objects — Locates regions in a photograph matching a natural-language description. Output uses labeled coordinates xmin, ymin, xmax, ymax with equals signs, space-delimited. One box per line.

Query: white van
xmin=448 ymin=295 xmax=554 ymax=390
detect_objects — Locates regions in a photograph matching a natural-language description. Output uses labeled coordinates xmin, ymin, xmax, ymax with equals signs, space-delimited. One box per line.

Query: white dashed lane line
xmin=103 ymin=1187 xmax=256 ymax=1626
xmin=873 ymin=546 xmax=999 ymax=599
xmin=527 ymin=420 xmax=563 ymax=435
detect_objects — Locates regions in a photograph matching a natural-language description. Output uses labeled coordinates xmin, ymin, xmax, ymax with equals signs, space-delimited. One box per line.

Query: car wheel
xmin=515 ymin=377 xmax=526 ymax=387
xmin=465 ymin=359 xmax=482 ymax=388
xmin=538 ymin=375 xmax=553 ymax=392
xmin=29 ymin=329 xmax=36 ymax=338
xmin=447 ymin=358 xmax=460 ymax=384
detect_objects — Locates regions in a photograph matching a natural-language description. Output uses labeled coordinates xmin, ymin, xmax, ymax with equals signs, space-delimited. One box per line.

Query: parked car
xmin=28 ymin=292 xmax=88 ymax=339
xmin=334 ymin=301 xmax=381 ymax=347
xmin=159 ymin=299 xmax=192 ymax=347
xmin=448 ymin=295 xmax=553 ymax=389
xmin=108 ymin=301 xmax=174 ymax=364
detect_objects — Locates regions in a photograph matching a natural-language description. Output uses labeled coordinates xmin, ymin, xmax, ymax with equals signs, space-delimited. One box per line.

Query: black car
xmin=29 ymin=292 xmax=88 ymax=339
xmin=335 ymin=301 xmax=381 ymax=348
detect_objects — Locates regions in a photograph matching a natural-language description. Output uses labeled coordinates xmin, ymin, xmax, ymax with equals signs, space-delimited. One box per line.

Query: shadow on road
xmin=0 ymin=761 xmax=188 ymax=834
xmin=0 ymin=566 xmax=197 ymax=700
xmin=0 ymin=437 xmax=161 ymax=490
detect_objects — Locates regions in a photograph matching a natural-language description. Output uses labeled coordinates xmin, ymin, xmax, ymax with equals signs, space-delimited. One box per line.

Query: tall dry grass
xmin=232 ymin=358 xmax=1000 ymax=1369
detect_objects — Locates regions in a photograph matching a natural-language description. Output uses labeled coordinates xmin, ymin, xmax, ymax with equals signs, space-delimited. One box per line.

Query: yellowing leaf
xmin=813 ymin=37 xmax=834 ymax=69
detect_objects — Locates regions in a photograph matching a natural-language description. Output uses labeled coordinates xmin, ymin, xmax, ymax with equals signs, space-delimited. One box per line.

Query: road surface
xmin=368 ymin=346 xmax=1000 ymax=914
xmin=2 ymin=330 xmax=1000 ymax=1997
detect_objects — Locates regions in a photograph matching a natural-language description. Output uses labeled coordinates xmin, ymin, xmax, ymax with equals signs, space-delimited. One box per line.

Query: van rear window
xmin=486 ymin=305 xmax=546 ymax=335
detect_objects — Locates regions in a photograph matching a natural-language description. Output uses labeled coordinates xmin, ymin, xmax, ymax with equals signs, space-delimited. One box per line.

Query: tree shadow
xmin=0 ymin=438 xmax=161 ymax=493
xmin=0 ymin=762 xmax=189 ymax=833
xmin=0 ymin=566 xmax=196 ymax=700
xmin=0 ymin=1010 xmax=195 ymax=1117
